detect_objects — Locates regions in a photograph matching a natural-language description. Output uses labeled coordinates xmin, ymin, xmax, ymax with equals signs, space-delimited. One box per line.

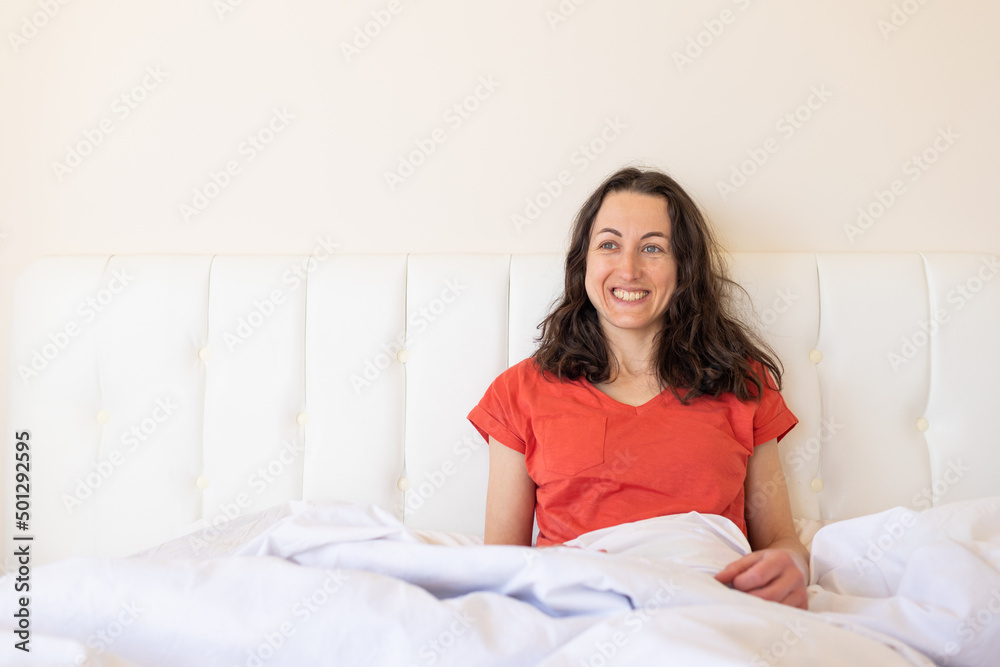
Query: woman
xmin=467 ymin=166 xmax=809 ymax=609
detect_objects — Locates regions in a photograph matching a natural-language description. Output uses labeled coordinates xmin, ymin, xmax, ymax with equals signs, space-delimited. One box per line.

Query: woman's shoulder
xmin=501 ymin=356 xmax=544 ymax=384
xmin=494 ymin=356 xmax=574 ymax=391
xmin=477 ymin=358 xmax=549 ymax=410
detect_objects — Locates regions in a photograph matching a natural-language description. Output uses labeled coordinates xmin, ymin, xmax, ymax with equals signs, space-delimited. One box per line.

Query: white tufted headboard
xmin=5 ymin=252 xmax=1000 ymax=568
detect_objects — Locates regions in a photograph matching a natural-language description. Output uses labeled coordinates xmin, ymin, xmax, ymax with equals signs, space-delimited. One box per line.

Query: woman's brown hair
xmin=532 ymin=166 xmax=782 ymax=403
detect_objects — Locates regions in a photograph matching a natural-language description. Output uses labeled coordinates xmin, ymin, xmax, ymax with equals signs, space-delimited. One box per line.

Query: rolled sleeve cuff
xmin=467 ymin=405 xmax=526 ymax=454
xmin=754 ymin=410 xmax=799 ymax=446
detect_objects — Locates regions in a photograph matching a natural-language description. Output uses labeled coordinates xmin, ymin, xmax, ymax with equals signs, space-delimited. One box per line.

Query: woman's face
xmin=584 ymin=191 xmax=678 ymax=344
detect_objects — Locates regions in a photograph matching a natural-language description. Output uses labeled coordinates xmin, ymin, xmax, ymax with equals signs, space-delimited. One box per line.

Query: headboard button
xmin=296 ymin=411 xmax=309 ymax=426
xmin=810 ymin=478 xmax=824 ymax=492
xmin=96 ymin=410 xmax=110 ymax=424
xmin=198 ymin=347 xmax=211 ymax=361
xmin=808 ymin=349 xmax=823 ymax=364
xmin=195 ymin=475 xmax=210 ymax=490
xmin=396 ymin=349 xmax=410 ymax=363
xmin=397 ymin=477 xmax=411 ymax=491
xmin=915 ymin=417 xmax=929 ymax=432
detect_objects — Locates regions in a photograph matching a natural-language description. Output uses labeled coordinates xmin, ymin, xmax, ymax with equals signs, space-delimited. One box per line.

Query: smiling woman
xmin=468 ymin=166 xmax=811 ymax=610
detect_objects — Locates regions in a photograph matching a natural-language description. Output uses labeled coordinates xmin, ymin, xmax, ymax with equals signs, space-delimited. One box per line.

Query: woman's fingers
xmin=714 ymin=550 xmax=762 ymax=585
xmin=740 ymin=566 xmax=807 ymax=608
xmin=715 ymin=549 xmax=808 ymax=609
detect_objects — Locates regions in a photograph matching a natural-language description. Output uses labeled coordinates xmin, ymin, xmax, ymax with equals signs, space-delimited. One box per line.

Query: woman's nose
xmin=617 ymin=251 xmax=640 ymax=280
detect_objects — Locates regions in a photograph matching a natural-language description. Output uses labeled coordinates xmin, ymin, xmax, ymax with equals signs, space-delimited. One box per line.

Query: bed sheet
xmin=2 ymin=497 xmax=997 ymax=666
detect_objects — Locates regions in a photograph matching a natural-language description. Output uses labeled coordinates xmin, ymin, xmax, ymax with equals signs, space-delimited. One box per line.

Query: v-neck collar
xmin=581 ymin=378 xmax=674 ymax=414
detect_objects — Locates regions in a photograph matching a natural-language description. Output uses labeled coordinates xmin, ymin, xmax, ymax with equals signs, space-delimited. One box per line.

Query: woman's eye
xmin=598 ymin=241 xmax=616 ymax=250
xmin=643 ymin=245 xmax=662 ymax=253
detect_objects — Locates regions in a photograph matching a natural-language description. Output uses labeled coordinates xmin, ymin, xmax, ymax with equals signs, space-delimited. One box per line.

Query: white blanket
xmin=3 ymin=498 xmax=998 ymax=666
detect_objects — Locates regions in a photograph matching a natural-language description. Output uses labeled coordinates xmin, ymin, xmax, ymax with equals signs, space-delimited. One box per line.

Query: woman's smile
xmin=611 ymin=288 xmax=650 ymax=302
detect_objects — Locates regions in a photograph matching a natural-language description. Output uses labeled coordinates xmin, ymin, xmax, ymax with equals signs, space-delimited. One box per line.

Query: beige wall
xmin=1 ymin=0 xmax=997 ymax=426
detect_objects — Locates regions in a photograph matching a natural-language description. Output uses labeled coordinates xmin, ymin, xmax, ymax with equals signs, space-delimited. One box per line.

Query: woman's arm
xmin=484 ymin=435 xmax=536 ymax=545
xmin=714 ymin=438 xmax=810 ymax=609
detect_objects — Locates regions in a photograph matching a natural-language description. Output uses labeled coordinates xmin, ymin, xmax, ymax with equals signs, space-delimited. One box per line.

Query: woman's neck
xmin=604 ymin=331 xmax=659 ymax=383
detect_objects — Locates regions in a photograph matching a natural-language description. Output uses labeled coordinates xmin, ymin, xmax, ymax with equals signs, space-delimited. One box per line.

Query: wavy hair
xmin=532 ymin=166 xmax=782 ymax=403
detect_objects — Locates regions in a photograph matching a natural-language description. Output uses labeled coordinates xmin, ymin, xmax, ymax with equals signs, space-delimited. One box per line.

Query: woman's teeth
xmin=612 ymin=289 xmax=649 ymax=302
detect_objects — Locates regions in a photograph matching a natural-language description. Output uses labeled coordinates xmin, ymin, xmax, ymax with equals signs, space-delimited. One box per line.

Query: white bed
xmin=3 ymin=252 xmax=1000 ymax=666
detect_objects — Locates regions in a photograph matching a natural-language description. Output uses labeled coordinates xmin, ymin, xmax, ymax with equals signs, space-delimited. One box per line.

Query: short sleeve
xmin=467 ymin=363 xmax=529 ymax=454
xmin=752 ymin=367 xmax=798 ymax=446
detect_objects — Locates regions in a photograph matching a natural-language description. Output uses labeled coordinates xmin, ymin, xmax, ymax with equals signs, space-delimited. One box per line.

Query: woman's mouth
xmin=612 ymin=288 xmax=649 ymax=302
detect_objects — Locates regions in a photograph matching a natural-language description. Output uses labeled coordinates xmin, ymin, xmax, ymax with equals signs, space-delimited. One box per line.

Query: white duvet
xmin=2 ymin=497 xmax=999 ymax=666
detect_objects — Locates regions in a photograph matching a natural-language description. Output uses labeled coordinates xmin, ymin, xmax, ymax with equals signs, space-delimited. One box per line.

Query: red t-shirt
xmin=467 ymin=357 xmax=798 ymax=546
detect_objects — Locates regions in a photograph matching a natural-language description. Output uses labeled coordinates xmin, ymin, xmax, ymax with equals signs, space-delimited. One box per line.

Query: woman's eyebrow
xmin=593 ymin=228 xmax=668 ymax=239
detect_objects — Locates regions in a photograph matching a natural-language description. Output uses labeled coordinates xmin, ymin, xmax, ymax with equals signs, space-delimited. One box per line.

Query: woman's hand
xmin=714 ymin=545 xmax=809 ymax=609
